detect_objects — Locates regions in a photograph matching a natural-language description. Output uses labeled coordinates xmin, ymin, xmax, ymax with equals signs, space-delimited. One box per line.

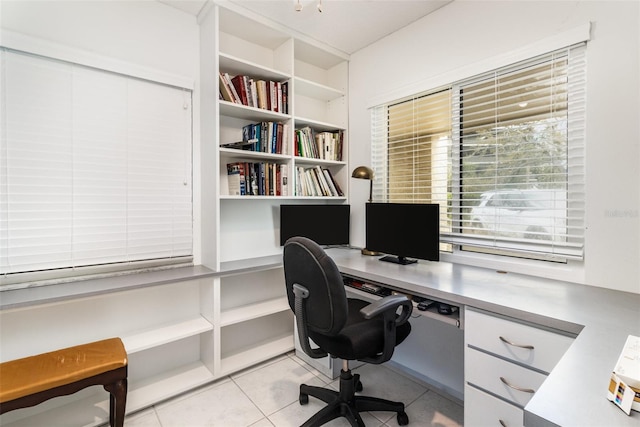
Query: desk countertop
xmin=326 ymin=248 xmax=640 ymax=427
xmin=1 ymin=251 xmax=638 ymax=426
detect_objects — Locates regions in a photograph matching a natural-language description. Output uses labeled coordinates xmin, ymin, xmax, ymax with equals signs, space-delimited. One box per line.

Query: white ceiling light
xmin=295 ymin=0 xmax=323 ymax=13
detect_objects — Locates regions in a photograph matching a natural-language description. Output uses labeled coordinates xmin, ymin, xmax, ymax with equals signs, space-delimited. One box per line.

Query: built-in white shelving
xmin=220 ymin=297 xmax=290 ymax=327
xmin=294 ymin=76 xmax=344 ymax=101
xmin=0 ymin=279 xmax=217 ymax=427
xmin=0 ymin=4 xmax=349 ymax=426
xmin=122 ymin=316 xmax=214 ymax=353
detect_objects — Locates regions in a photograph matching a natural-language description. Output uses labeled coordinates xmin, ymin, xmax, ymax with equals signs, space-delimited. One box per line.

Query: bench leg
xmin=104 ymin=378 xmax=127 ymax=427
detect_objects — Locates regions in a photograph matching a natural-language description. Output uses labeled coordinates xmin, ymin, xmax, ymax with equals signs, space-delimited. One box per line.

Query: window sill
xmin=440 ymin=250 xmax=586 ymax=285
xmin=0 ymin=265 xmax=216 ymax=311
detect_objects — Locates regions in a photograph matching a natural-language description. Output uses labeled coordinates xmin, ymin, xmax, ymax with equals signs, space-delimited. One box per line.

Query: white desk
xmin=325 ymin=248 xmax=639 ymax=427
xmin=2 ymin=250 xmax=638 ymax=427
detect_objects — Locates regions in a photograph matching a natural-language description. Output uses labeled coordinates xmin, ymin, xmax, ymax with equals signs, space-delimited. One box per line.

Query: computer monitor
xmin=280 ymin=204 xmax=350 ymax=246
xmin=365 ymin=202 xmax=440 ymax=264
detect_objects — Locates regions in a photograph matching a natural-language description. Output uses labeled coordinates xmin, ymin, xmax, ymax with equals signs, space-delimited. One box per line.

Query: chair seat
xmin=0 ymin=338 xmax=127 ymax=404
xmin=309 ymin=298 xmax=412 ymax=361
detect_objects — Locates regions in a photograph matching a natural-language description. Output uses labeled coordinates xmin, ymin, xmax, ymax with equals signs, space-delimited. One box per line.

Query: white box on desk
xmin=608 ymin=335 xmax=640 ymax=413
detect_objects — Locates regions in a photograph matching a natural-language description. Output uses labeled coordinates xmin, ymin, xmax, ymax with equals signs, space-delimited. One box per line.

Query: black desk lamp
xmin=351 ymin=166 xmax=380 ymax=255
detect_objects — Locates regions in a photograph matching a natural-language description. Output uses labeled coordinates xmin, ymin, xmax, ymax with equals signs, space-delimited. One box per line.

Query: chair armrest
xmin=358 ymin=294 xmax=413 ymax=365
xmin=293 ymin=283 xmax=328 ymax=359
xmin=360 ymin=294 xmax=413 ymax=325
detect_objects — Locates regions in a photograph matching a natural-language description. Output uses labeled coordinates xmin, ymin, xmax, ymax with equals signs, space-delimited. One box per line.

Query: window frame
xmin=370 ymin=43 xmax=586 ymax=263
xmin=0 ymin=47 xmax=195 ymax=287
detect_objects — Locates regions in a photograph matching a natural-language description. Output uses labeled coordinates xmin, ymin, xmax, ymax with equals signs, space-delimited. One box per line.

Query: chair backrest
xmin=283 ymin=236 xmax=348 ymax=336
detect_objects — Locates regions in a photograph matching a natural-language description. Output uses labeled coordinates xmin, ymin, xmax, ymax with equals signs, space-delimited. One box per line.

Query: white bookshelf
xmin=199 ymin=3 xmax=350 ymax=389
xmin=0 ymin=279 xmax=217 ymax=427
xmin=201 ymin=1 xmax=349 ymax=217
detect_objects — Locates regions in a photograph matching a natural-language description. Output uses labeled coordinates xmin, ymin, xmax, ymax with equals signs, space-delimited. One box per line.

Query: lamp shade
xmin=351 ymin=166 xmax=374 ymax=180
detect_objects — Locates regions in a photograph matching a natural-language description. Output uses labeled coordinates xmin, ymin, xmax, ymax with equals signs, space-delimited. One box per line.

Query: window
xmin=0 ymin=49 xmax=193 ymax=284
xmin=371 ymin=44 xmax=586 ymax=260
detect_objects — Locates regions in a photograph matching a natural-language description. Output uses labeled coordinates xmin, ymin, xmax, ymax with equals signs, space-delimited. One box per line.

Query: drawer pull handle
xmin=500 ymin=376 xmax=535 ymax=394
xmin=499 ymin=336 xmax=534 ymax=350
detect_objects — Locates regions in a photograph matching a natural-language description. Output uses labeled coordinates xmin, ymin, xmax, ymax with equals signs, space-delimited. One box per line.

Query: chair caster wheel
xmin=299 ymin=393 xmax=309 ymax=405
xmin=397 ymin=411 xmax=409 ymax=425
xmin=355 ymin=379 xmax=363 ymax=392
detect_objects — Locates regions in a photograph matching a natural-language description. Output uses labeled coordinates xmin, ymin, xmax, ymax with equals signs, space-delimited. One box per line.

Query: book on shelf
xmin=219 ymin=72 xmax=235 ymax=103
xmin=295 ymin=128 xmax=343 ymax=161
xmin=227 ymin=161 xmax=288 ymax=196
xmin=233 ymin=121 xmax=289 ymax=154
xmin=323 ymin=168 xmax=344 ymax=196
xmin=280 ymin=164 xmax=289 ymax=196
xmin=231 ymin=75 xmax=249 ymax=106
xmin=269 ymin=81 xmax=276 ymax=113
xmin=248 ymin=78 xmax=257 ymax=108
xmin=322 ymin=168 xmax=340 ymax=197
xmin=220 ymin=139 xmax=258 ymax=150
xmin=282 ymin=81 xmax=288 ymax=115
xmin=255 ymin=80 xmax=267 ymax=110
xmin=220 ymin=72 xmax=242 ymax=104
xmin=294 ymin=166 xmax=343 ymax=197
xmin=219 ymin=71 xmax=289 ymax=113
xmin=227 ymin=163 xmax=242 ymax=195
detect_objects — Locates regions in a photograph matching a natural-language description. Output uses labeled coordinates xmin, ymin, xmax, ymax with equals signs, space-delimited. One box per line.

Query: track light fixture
xmin=295 ymin=0 xmax=323 ymax=13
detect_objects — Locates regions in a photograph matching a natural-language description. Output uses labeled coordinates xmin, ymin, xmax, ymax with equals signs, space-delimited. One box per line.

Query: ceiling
xmin=159 ymin=0 xmax=452 ymax=55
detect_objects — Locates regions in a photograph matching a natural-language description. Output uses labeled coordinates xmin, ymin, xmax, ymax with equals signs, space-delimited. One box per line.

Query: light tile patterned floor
xmin=122 ymin=352 xmax=463 ymax=427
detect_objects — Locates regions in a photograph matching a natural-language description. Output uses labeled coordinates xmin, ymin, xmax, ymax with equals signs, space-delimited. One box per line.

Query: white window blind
xmin=371 ymin=44 xmax=586 ymax=260
xmin=371 ymin=88 xmax=453 ymax=245
xmin=0 ymin=49 xmax=193 ymax=279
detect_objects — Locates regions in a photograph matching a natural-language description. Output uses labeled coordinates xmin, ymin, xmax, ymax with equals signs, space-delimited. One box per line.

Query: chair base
xmin=299 ymin=369 xmax=409 ymax=427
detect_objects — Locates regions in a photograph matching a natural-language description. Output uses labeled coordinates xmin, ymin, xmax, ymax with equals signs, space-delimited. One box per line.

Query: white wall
xmin=0 ymin=1 xmax=198 ymax=79
xmin=349 ymin=1 xmax=640 ymax=294
xmin=0 ymin=0 xmax=203 ymax=263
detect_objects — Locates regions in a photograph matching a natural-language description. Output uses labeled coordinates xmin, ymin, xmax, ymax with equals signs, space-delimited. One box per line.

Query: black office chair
xmin=283 ymin=236 xmax=413 ymax=426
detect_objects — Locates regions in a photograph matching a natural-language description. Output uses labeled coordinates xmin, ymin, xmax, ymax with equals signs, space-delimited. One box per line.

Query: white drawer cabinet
xmin=464 ymin=307 xmax=575 ymax=427
xmin=466 ymin=308 xmax=574 ymax=373
xmin=466 ymin=347 xmax=546 ymax=407
xmin=465 ymin=384 xmax=524 ymax=427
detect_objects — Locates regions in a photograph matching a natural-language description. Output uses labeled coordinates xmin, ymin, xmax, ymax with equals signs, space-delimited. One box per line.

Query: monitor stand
xmin=379 ymin=255 xmax=417 ymax=265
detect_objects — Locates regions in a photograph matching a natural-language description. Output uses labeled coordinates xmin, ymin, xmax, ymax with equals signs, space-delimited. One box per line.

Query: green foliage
xmin=461 ymin=119 xmax=567 ymax=208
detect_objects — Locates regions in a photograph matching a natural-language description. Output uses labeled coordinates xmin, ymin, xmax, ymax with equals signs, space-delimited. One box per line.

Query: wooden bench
xmin=0 ymin=337 xmax=128 ymax=426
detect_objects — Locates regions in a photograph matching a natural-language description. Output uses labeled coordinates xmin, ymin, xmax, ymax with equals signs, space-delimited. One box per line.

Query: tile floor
xmin=122 ymin=352 xmax=463 ymax=427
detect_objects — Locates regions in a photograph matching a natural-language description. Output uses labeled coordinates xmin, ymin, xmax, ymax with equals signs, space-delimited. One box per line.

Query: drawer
xmin=465 ymin=384 xmax=523 ymax=427
xmin=466 ymin=347 xmax=546 ymax=407
xmin=465 ymin=308 xmax=574 ymax=373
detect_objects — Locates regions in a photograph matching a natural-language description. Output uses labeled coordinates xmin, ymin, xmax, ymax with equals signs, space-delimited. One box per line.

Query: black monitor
xmin=280 ymin=204 xmax=350 ymax=246
xmin=365 ymin=203 xmax=440 ymax=264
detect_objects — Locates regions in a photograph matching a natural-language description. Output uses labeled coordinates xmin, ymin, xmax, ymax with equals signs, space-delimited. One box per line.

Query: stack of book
xmin=220 ymin=121 xmax=289 ymax=154
xmin=227 ymin=162 xmax=289 ymax=196
xmin=295 ymin=127 xmax=343 ymax=161
xmin=295 ymin=166 xmax=343 ymax=197
xmin=219 ymin=72 xmax=288 ymax=114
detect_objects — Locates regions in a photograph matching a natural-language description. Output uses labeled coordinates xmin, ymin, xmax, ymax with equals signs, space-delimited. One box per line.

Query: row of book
xmin=220 ymin=121 xmax=290 ymax=155
xmin=227 ymin=162 xmax=344 ymax=198
xmin=219 ymin=72 xmax=289 ymax=114
xmin=295 ymin=127 xmax=344 ymax=161
xmin=227 ymin=162 xmax=289 ymax=196
xmin=296 ymin=166 xmax=344 ymax=197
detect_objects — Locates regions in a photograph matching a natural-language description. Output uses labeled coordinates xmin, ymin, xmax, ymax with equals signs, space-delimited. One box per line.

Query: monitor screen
xmin=365 ymin=203 xmax=440 ymax=264
xmin=280 ymin=204 xmax=350 ymax=246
